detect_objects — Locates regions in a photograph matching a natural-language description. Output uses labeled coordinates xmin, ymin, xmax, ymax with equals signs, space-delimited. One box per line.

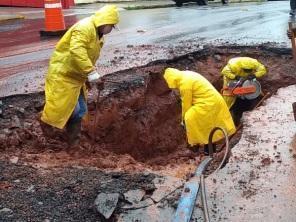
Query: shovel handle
xmin=91 ymin=88 xmax=101 ymax=144
xmin=288 ymin=21 xmax=296 ymax=62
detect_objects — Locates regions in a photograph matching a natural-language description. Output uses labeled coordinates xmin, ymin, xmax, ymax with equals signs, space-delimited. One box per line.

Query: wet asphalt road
xmin=116 ymin=1 xmax=291 ymax=45
xmin=0 ymin=1 xmax=293 ymax=96
xmin=0 ymin=1 xmax=292 ymax=47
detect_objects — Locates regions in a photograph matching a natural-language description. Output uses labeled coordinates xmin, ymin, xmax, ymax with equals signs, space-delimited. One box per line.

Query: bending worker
xmin=221 ymin=57 xmax=267 ymax=124
xmin=163 ymin=68 xmax=236 ymax=154
xmin=221 ymin=57 xmax=267 ymax=109
xmin=40 ymin=5 xmax=119 ymax=147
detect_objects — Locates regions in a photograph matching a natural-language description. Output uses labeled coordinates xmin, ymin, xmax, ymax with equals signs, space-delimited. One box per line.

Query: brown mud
xmin=0 ymin=46 xmax=296 ymax=178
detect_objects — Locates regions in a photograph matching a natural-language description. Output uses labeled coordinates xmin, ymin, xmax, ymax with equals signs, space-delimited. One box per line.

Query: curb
xmin=75 ymin=0 xmax=266 ymax=10
xmin=121 ymin=0 xmax=265 ymax=10
xmin=0 ymin=15 xmax=25 ymax=22
xmin=123 ymin=3 xmax=175 ymax=9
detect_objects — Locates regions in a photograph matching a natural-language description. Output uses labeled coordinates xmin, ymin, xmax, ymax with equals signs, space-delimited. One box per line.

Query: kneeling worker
xmin=221 ymin=57 xmax=267 ymax=124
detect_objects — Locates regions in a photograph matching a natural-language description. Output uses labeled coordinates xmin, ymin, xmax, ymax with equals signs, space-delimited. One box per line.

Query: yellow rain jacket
xmin=164 ymin=68 xmax=236 ymax=146
xmin=41 ymin=5 xmax=119 ymax=129
xmin=221 ymin=57 xmax=267 ymax=108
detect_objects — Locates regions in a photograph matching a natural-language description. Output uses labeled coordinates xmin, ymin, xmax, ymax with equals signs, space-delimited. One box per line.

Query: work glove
xmin=87 ymin=70 xmax=104 ymax=90
xmin=227 ymin=80 xmax=238 ymax=88
xmin=181 ymin=121 xmax=186 ymax=130
xmin=88 ymin=70 xmax=101 ymax=82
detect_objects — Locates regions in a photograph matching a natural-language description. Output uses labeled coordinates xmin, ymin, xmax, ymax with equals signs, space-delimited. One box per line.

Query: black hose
xmin=207 ymin=127 xmax=230 ymax=172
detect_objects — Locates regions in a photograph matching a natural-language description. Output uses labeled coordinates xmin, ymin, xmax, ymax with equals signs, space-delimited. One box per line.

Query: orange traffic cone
xmin=40 ymin=0 xmax=67 ymax=37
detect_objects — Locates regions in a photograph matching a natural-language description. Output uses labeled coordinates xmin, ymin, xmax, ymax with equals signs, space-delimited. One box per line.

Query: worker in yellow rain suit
xmin=40 ymin=5 xmax=119 ymax=147
xmin=163 ymin=68 xmax=236 ymax=154
xmin=221 ymin=57 xmax=267 ymax=125
xmin=221 ymin=57 xmax=267 ymax=109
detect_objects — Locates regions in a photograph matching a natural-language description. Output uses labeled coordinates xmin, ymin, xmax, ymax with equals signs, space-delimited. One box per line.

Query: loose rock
xmin=10 ymin=115 xmax=21 ymax=129
xmin=151 ymin=176 xmax=184 ymax=202
xmin=9 ymin=156 xmax=19 ymax=164
xmin=94 ymin=193 xmax=119 ymax=219
xmin=26 ymin=185 xmax=35 ymax=193
xmin=124 ymin=189 xmax=145 ymax=204
xmin=0 ymin=208 xmax=13 ymax=214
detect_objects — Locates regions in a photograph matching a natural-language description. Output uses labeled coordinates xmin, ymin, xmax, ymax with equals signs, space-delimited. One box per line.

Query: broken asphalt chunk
xmin=0 ymin=208 xmax=13 ymax=214
xmin=121 ymin=198 xmax=154 ymax=209
xmin=124 ymin=189 xmax=145 ymax=204
xmin=10 ymin=115 xmax=22 ymax=129
xmin=94 ymin=193 xmax=119 ymax=219
xmin=151 ymin=176 xmax=184 ymax=203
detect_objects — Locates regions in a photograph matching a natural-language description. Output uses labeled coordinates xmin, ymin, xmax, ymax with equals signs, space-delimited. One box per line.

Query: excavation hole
xmin=0 ymin=45 xmax=295 ymax=177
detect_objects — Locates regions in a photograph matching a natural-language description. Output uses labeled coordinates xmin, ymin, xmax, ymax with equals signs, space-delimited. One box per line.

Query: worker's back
xmin=180 ymin=71 xmax=225 ymax=107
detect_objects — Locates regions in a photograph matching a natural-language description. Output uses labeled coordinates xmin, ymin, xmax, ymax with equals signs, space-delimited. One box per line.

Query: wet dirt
xmin=292 ymin=134 xmax=296 ymax=150
xmin=0 ymin=46 xmax=296 ymax=179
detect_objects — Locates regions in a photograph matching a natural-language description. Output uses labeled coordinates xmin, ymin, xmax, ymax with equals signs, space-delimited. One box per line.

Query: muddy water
xmin=0 ymin=46 xmax=296 ymax=178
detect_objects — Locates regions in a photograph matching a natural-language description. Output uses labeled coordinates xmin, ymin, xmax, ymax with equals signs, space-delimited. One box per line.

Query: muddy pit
xmin=0 ymin=46 xmax=296 ymax=178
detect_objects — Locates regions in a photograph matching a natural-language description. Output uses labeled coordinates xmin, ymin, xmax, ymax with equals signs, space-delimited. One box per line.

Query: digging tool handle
xmin=96 ymin=79 xmax=105 ymax=91
xmin=288 ymin=22 xmax=296 ymax=62
xmin=91 ymin=88 xmax=101 ymax=144
xmin=293 ymin=102 xmax=296 ymax=122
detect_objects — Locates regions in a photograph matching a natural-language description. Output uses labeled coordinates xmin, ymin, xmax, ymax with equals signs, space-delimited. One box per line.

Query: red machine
xmin=221 ymin=78 xmax=262 ymax=100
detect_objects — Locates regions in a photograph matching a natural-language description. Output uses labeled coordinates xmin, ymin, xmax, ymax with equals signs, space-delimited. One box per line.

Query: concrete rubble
xmin=94 ymin=193 xmax=120 ymax=219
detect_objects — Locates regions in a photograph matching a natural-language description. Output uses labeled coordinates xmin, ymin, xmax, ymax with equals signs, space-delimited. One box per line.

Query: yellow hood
xmin=164 ymin=68 xmax=183 ymax=89
xmin=232 ymin=57 xmax=258 ymax=70
xmin=91 ymin=5 xmax=119 ymax=28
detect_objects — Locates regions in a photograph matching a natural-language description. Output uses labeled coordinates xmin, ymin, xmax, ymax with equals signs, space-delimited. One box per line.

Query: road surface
xmin=0 ymin=1 xmax=293 ymax=97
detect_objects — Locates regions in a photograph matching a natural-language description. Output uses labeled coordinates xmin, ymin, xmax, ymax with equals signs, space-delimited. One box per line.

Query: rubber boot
xmin=39 ymin=120 xmax=55 ymax=138
xmin=39 ymin=119 xmax=64 ymax=140
xmin=189 ymin=144 xmax=200 ymax=153
xmin=66 ymin=119 xmax=82 ymax=147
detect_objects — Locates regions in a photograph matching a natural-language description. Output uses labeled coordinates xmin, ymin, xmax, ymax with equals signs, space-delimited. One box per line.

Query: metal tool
xmin=87 ymin=82 xmax=103 ymax=145
xmin=91 ymin=87 xmax=100 ymax=144
xmin=240 ymin=79 xmax=262 ymax=100
xmin=221 ymin=78 xmax=262 ymax=100
xmin=293 ymin=102 xmax=296 ymax=122
xmin=288 ymin=21 xmax=296 ymax=62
